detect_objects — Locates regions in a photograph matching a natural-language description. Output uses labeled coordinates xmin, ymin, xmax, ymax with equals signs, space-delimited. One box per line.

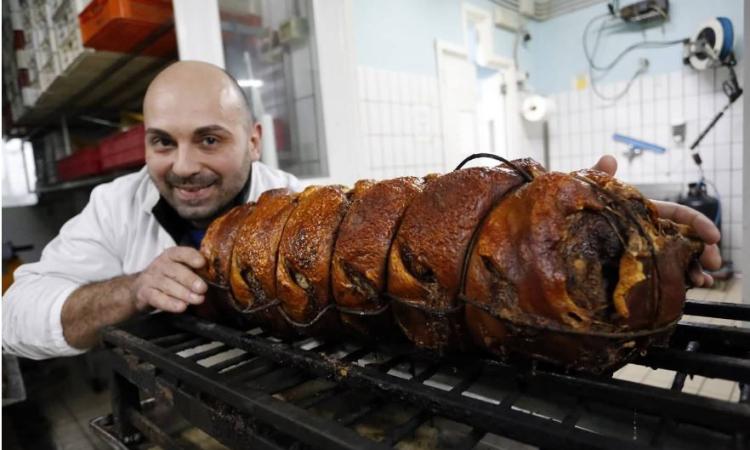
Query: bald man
xmin=3 ymin=61 xmax=302 ymax=359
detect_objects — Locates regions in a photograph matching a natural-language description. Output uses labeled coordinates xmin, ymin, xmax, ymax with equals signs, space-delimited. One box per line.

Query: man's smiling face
xmin=143 ymin=61 xmax=261 ymax=226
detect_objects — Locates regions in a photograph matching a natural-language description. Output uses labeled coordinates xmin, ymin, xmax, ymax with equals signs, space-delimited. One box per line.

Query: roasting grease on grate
xmin=197 ymin=154 xmax=703 ymax=374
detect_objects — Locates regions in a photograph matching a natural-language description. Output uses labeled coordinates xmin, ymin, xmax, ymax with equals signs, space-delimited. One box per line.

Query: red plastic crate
xmin=13 ymin=30 xmax=25 ymax=50
xmin=78 ymin=0 xmax=176 ymax=57
xmin=100 ymin=124 xmax=145 ymax=172
xmin=57 ymin=147 xmax=102 ymax=181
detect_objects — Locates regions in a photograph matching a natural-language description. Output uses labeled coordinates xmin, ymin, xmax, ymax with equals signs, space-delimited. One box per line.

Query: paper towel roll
xmin=521 ymin=95 xmax=553 ymax=122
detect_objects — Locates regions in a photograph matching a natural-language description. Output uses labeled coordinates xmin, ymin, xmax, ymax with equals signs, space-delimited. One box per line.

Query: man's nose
xmin=171 ymin=146 xmax=202 ymax=177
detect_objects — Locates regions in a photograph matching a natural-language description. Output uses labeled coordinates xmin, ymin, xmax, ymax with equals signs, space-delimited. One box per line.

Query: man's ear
xmin=249 ymin=122 xmax=262 ymax=161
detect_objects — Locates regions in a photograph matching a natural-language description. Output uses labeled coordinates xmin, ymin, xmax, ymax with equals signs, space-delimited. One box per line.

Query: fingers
xmin=591 ymin=155 xmax=618 ymax=176
xmin=699 ymin=243 xmax=722 ymax=271
xmin=688 ymin=265 xmax=714 ymax=288
xmin=143 ymin=287 xmax=189 ymax=313
xmin=132 ymin=246 xmax=209 ymax=314
xmin=161 ymin=260 xmax=207 ymax=295
xmin=164 ymin=246 xmax=206 ymax=270
xmin=651 ymin=200 xmax=721 ymax=244
xmin=160 ymin=276 xmax=204 ymax=305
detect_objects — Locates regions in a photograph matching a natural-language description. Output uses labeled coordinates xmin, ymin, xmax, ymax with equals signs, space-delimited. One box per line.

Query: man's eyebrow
xmin=194 ymin=125 xmax=231 ymax=135
xmin=145 ymin=128 xmax=173 ymax=137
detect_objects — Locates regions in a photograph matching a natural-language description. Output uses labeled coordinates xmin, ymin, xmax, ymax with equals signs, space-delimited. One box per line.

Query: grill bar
xmin=99 ymin=298 xmax=749 ymax=450
xmin=673 ymin=322 xmax=750 ymax=351
xmin=165 ymin=315 xmax=674 ymax=449
xmin=103 ymin=327 xmax=390 ymax=450
xmin=108 ymin=360 xmax=289 ymax=450
xmin=170 ymin=314 xmax=750 ymax=432
xmin=640 ymin=347 xmax=750 ymax=383
xmin=684 ymin=300 xmax=750 ymax=321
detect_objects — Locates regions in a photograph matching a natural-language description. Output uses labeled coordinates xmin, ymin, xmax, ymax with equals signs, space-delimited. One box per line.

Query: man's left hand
xmin=591 ymin=155 xmax=721 ymax=287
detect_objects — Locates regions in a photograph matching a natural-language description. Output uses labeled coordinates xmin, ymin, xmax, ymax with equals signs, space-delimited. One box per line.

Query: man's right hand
xmin=131 ymin=247 xmax=208 ymax=313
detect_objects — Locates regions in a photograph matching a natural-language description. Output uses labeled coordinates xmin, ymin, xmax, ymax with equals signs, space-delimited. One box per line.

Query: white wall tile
xmin=654 ymin=99 xmax=669 ymax=126
xmin=731 ymin=144 xmax=744 ymax=169
xmin=641 ymin=75 xmax=654 ymax=102
xmin=712 ymin=169 xmax=732 ymax=198
xmin=713 ymin=114 xmax=731 ymax=145
xmin=628 ymin=79 xmax=641 ymax=105
xmin=730 ymin=196 xmax=742 ymax=224
xmin=683 ymin=70 xmax=699 ymax=96
xmin=730 ymin=249 xmax=744 ymax=267
xmin=669 ymin=96 xmax=684 ymax=122
xmin=397 ymin=72 xmax=411 ymax=105
xmin=560 ymin=113 xmax=570 ymax=136
xmin=603 ymin=106 xmax=616 ymax=132
xmin=714 ymin=145 xmax=732 ymax=170
xmin=730 ymin=169 xmax=743 ymax=197
xmin=560 ymin=92 xmax=570 ymax=114
xmin=367 ymin=102 xmax=385 ymax=135
xmin=731 ymin=113 xmax=743 ymax=144
xmin=392 ymin=104 xmax=403 ymax=135
xmin=360 ymin=101 xmax=370 ymax=136
xmin=363 ymin=67 xmax=375 ymax=101
xmin=666 ymin=72 xmax=680 ymax=99
xmin=616 ymin=104 xmax=628 ymax=129
xmin=700 ymin=69 xmax=717 ymax=93
xmin=699 ymin=93 xmax=716 ymax=121
xmin=570 ymin=90 xmax=581 ymax=112
xmin=581 ymin=110 xmax=592 ymax=134
xmin=642 ymin=100 xmax=655 ymax=126
xmin=729 ymin=223 xmax=743 ymax=249
xmin=684 ymin=96 xmax=699 ymax=121
xmin=357 ymin=66 xmax=367 ymax=100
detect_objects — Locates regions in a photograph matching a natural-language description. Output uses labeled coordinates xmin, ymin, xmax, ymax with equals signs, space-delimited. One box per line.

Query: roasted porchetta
xmin=197 ymin=156 xmax=703 ymax=373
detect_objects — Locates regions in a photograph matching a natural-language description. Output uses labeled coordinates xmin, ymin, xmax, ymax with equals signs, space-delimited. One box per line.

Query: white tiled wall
xmin=547 ymin=67 xmax=744 ymax=267
xmin=356 ymin=65 xmax=446 ymax=179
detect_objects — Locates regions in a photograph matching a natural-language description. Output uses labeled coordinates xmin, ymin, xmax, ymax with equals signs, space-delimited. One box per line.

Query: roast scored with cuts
xmin=197 ymin=156 xmax=703 ymax=373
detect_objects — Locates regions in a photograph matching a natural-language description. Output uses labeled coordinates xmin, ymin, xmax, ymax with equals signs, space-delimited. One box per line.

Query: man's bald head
xmin=144 ymin=60 xmax=253 ymax=125
xmin=142 ymin=61 xmax=262 ymax=225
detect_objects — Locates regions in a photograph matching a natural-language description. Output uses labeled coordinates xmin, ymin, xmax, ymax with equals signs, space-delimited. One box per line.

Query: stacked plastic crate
xmin=3 ymin=0 xmax=90 ymax=116
xmin=2 ymin=3 xmax=24 ymax=123
xmin=4 ymin=0 xmax=40 ymax=113
xmin=48 ymin=0 xmax=90 ymax=75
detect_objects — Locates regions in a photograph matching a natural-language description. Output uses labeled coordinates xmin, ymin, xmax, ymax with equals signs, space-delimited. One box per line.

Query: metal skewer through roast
xmin=198 ymin=156 xmax=703 ymax=373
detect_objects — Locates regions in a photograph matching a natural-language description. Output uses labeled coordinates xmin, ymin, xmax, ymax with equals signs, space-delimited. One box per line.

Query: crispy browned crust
xmin=276 ymin=185 xmax=350 ymax=336
xmin=463 ymin=169 xmax=703 ymax=372
xmin=331 ymin=177 xmax=426 ymax=338
xmin=228 ymin=189 xmax=298 ymax=335
xmin=386 ymin=164 xmax=534 ymax=350
xmin=194 ymin=158 xmax=703 ymax=373
xmin=200 ymin=203 xmax=255 ymax=286
xmin=196 ymin=203 xmax=255 ymax=322
xmin=230 ymin=189 xmax=296 ymax=310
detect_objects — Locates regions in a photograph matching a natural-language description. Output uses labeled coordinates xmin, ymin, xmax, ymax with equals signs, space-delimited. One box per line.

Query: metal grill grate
xmin=94 ymin=299 xmax=750 ymax=450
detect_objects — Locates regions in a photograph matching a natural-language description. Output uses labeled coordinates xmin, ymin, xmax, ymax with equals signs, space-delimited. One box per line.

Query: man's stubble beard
xmin=151 ymin=152 xmax=253 ymax=227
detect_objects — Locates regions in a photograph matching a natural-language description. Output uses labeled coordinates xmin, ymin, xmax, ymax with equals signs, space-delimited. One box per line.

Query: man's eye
xmin=151 ymin=137 xmax=174 ymax=147
xmin=203 ymin=136 xmax=219 ymax=146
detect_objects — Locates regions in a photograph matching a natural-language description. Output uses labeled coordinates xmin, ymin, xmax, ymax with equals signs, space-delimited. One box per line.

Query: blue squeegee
xmin=613 ymin=133 xmax=666 ymax=161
